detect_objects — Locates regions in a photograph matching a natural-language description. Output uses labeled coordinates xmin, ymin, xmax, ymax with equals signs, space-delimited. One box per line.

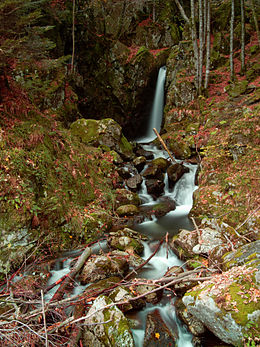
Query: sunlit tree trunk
xmin=203 ymin=0 xmax=207 ymax=46
xmin=249 ymin=0 xmax=260 ymax=46
xmin=230 ymin=0 xmax=235 ymax=81
xmin=240 ymin=0 xmax=245 ymax=74
xmin=204 ymin=0 xmax=211 ymax=89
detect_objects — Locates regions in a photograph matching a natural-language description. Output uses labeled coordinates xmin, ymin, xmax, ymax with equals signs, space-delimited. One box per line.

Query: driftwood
xmin=153 ymin=128 xmax=176 ymax=164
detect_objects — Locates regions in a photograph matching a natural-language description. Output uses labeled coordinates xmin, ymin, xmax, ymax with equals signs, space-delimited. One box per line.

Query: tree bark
xmin=204 ymin=0 xmax=211 ymax=89
xmin=198 ymin=0 xmax=204 ymax=93
xmin=191 ymin=0 xmax=199 ymax=90
xmin=240 ymin=0 xmax=245 ymax=74
xmin=174 ymin=0 xmax=190 ymax=24
xmin=230 ymin=0 xmax=235 ymax=81
xmin=71 ymin=0 xmax=76 ymax=73
xmin=250 ymin=0 xmax=260 ymax=46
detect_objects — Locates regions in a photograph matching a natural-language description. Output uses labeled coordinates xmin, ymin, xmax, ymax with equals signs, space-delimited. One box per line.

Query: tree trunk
xmin=174 ymin=0 xmax=190 ymax=23
xmin=230 ymin=0 xmax=235 ymax=81
xmin=203 ymin=0 xmax=207 ymax=46
xmin=250 ymin=0 xmax=260 ymax=46
xmin=204 ymin=0 xmax=211 ymax=89
xmin=71 ymin=0 xmax=76 ymax=73
xmin=198 ymin=0 xmax=204 ymax=93
xmin=191 ymin=0 xmax=199 ymax=90
xmin=240 ymin=0 xmax=245 ymax=74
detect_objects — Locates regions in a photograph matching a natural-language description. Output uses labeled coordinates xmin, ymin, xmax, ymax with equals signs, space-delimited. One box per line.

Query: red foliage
xmin=138 ymin=16 xmax=152 ymax=27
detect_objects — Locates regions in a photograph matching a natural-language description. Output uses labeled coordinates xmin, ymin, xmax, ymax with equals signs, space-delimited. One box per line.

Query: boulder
xmin=126 ymin=174 xmax=143 ymax=191
xmin=70 ymin=118 xmax=133 ymax=159
xmin=183 ymin=264 xmax=260 ymax=346
xmin=80 ymin=254 xmax=129 ymax=284
xmin=115 ymin=189 xmax=141 ymax=208
xmin=133 ymin=156 xmax=146 ymax=172
xmin=145 ymin=179 xmax=165 ymax=198
xmin=116 ymin=204 xmax=139 ymax=217
xmin=167 ymin=163 xmax=189 ymax=187
xmin=140 ymin=196 xmax=176 ymax=219
xmin=83 ymin=295 xmax=134 ymax=347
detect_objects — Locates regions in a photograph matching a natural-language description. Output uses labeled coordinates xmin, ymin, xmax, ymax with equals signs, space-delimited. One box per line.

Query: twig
xmin=41 ymin=290 xmax=49 ymax=347
xmin=166 ymin=232 xmax=169 ymax=259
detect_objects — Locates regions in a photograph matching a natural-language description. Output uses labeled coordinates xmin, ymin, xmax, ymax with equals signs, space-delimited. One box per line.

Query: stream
xmin=45 ymin=66 xmax=198 ymax=345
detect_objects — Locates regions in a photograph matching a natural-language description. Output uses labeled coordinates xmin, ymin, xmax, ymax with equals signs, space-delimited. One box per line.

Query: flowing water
xmin=44 ymin=66 xmax=198 ymax=345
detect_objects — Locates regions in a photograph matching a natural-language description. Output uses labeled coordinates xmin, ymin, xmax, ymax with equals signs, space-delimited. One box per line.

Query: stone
xmin=145 ymin=179 xmax=165 ymax=198
xmin=80 ymin=254 xmax=129 ymax=284
xmin=116 ymin=204 xmax=139 ymax=217
xmin=109 ymin=285 xmax=145 ymax=312
xmin=83 ymin=295 xmax=134 ymax=347
xmin=108 ymin=227 xmax=146 ymax=255
xmin=126 ymin=174 xmax=143 ymax=191
xmin=115 ymin=189 xmax=141 ymax=208
xmin=167 ymin=163 xmax=189 ymax=187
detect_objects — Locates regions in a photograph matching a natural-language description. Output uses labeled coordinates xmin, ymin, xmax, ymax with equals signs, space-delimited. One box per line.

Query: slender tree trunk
xmin=191 ymin=0 xmax=199 ymax=90
xmin=240 ymin=0 xmax=245 ymax=73
xmin=71 ymin=0 xmax=76 ymax=73
xmin=203 ymin=0 xmax=207 ymax=46
xmin=198 ymin=0 xmax=204 ymax=93
xmin=204 ymin=0 xmax=211 ymax=89
xmin=250 ymin=0 xmax=260 ymax=46
xmin=230 ymin=0 xmax=235 ymax=81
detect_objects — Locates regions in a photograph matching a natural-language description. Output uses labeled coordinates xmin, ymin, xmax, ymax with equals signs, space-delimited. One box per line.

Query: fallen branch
xmin=50 ymin=247 xmax=91 ymax=303
xmin=41 ymin=290 xmax=49 ymax=347
xmin=153 ymin=128 xmax=176 ymax=164
xmin=191 ymin=217 xmax=202 ymax=244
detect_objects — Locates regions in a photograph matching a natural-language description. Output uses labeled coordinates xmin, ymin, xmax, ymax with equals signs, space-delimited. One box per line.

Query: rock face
xmin=83 ymin=295 xmax=134 ymax=347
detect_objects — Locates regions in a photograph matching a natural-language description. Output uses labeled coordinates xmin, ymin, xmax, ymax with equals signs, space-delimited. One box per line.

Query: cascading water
xmin=43 ymin=66 xmax=198 ymax=346
xmin=137 ymin=66 xmax=166 ymax=143
xmin=129 ymin=66 xmax=198 ymax=346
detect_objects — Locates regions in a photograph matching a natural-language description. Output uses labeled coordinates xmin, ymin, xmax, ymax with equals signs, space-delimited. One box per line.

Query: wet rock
xmin=80 ymin=254 xmax=129 ymax=284
xmin=135 ymin=147 xmax=154 ymax=160
xmin=167 ymin=163 xmax=189 ymax=187
xmin=151 ymin=157 xmax=170 ymax=172
xmin=145 ymin=178 xmax=165 ymax=198
xmin=133 ymin=156 xmax=146 ymax=172
xmin=83 ymin=295 xmax=134 ymax=347
xmin=116 ymin=204 xmax=139 ymax=217
xmin=126 ymin=174 xmax=143 ymax=191
xmin=115 ymin=189 xmax=141 ymax=208
xmin=162 ymin=136 xmax=192 ymax=159
xmin=108 ymin=227 xmax=146 ymax=255
xmin=140 ymin=196 xmax=176 ymax=219
xmin=182 ymin=264 xmax=260 ymax=346
xmin=109 ymin=285 xmax=145 ymax=312
xmin=142 ymin=164 xmax=164 ymax=180
xmin=175 ymin=298 xmax=206 ymax=336
xmin=143 ymin=309 xmax=178 ymax=346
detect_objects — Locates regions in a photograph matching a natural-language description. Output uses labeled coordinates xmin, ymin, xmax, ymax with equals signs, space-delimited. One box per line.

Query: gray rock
xmin=83 ymin=295 xmax=134 ymax=347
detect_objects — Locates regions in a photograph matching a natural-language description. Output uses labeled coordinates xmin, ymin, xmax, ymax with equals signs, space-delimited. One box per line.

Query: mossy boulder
xmin=70 ymin=118 xmax=133 ymax=159
xmin=83 ymin=295 xmax=134 ymax=347
xmin=161 ymin=133 xmax=192 ymax=159
xmin=115 ymin=189 xmax=141 ymax=208
xmin=116 ymin=204 xmax=139 ymax=217
xmin=109 ymin=285 xmax=145 ymax=312
xmin=183 ymin=264 xmax=260 ymax=346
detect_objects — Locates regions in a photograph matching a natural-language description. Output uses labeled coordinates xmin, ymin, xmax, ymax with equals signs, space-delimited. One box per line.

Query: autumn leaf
xmin=155 ymin=333 xmax=160 ymax=339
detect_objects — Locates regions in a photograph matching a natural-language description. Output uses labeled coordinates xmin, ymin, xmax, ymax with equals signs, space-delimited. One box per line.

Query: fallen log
xmin=50 ymin=247 xmax=91 ymax=303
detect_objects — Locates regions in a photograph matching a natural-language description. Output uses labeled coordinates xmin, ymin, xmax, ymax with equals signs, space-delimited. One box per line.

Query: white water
xmin=137 ymin=66 xmax=166 ymax=143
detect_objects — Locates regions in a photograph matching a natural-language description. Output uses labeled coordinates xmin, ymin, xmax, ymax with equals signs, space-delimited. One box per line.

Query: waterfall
xmin=137 ymin=66 xmax=166 ymax=143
